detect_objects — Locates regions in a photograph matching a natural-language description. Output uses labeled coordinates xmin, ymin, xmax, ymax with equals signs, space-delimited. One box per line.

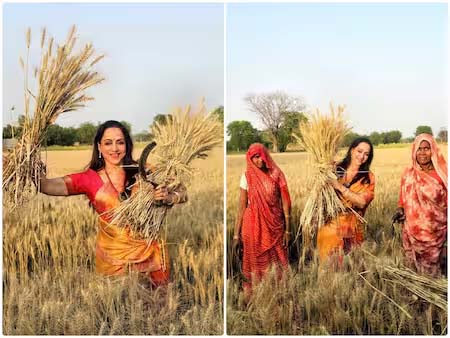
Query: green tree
xmin=133 ymin=131 xmax=152 ymax=143
xmin=383 ymin=130 xmax=402 ymax=144
xmin=369 ymin=131 xmax=382 ymax=146
xmin=76 ymin=122 xmax=97 ymax=144
xmin=211 ymin=105 xmax=224 ymax=123
xmin=415 ymin=125 xmax=433 ymax=137
xmin=152 ymin=114 xmax=172 ymax=127
xmin=45 ymin=125 xmax=77 ymax=146
xmin=2 ymin=114 xmax=25 ymax=139
xmin=278 ymin=111 xmax=308 ymax=152
xmin=227 ymin=120 xmax=260 ymax=152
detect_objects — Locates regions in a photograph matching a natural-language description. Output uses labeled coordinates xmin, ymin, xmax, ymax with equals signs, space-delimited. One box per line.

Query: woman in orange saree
xmin=38 ymin=120 xmax=186 ymax=286
xmin=232 ymin=143 xmax=291 ymax=290
xmin=317 ymin=137 xmax=375 ymax=264
xmin=392 ymin=133 xmax=447 ymax=276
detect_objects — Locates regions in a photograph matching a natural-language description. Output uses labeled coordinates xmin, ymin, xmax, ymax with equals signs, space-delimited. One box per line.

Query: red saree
xmin=64 ymin=169 xmax=169 ymax=285
xmin=399 ymin=134 xmax=448 ymax=275
xmin=241 ymin=143 xmax=290 ymax=289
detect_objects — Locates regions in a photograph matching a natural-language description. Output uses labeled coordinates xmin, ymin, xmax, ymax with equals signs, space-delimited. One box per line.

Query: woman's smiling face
xmin=98 ymin=127 xmax=126 ymax=166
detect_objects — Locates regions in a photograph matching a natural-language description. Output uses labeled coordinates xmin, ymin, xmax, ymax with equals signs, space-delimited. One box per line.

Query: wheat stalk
xmin=108 ymin=100 xmax=223 ymax=242
xmin=292 ymin=103 xmax=351 ymax=260
xmin=2 ymin=25 xmax=104 ymax=206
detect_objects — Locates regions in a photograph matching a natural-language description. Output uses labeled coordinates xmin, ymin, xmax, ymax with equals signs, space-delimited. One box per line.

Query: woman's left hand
xmin=327 ymin=178 xmax=341 ymax=191
xmin=154 ymin=185 xmax=169 ymax=201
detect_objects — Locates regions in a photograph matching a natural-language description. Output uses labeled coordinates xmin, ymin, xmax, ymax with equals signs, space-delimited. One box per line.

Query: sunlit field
xmin=3 ymin=146 xmax=224 ymax=335
xmin=226 ymin=145 xmax=448 ymax=335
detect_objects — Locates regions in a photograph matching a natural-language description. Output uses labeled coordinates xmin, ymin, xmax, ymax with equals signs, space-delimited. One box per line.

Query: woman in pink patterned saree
xmin=392 ymin=133 xmax=448 ymax=276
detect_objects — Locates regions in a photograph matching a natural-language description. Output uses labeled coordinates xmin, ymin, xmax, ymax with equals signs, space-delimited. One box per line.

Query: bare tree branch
xmin=244 ymin=90 xmax=307 ymax=152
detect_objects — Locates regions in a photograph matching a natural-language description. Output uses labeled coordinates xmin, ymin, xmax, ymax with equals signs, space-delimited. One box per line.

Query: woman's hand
xmin=391 ymin=207 xmax=406 ymax=224
xmin=154 ymin=185 xmax=169 ymax=202
xmin=328 ymin=178 xmax=343 ymax=192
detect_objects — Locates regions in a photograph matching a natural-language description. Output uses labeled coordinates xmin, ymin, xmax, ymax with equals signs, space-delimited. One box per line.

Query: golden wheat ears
xmin=3 ymin=25 xmax=104 ymax=205
xmin=107 ymin=101 xmax=223 ymax=242
xmin=292 ymin=103 xmax=351 ymax=256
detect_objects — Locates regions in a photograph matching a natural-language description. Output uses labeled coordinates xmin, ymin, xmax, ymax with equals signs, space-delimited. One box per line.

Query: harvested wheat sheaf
xmin=109 ymin=102 xmax=223 ymax=241
xmin=2 ymin=25 xmax=104 ymax=205
xmin=292 ymin=103 xmax=351 ymax=257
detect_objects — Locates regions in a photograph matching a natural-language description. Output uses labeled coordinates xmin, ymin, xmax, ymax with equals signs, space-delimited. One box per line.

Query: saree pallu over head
xmin=244 ymin=143 xmax=290 ymax=253
xmin=400 ymin=133 xmax=448 ymax=275
xmin=241 ymin=144 xmax=289 ymax=288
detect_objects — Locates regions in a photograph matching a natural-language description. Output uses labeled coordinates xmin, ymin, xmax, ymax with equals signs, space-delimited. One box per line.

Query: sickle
xmin=138 ymin=141 xmax=157 ymax=183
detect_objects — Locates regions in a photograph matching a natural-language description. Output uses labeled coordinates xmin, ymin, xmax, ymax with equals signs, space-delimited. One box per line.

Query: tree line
xmin=2 ymin=106 xmax=224 ymax=146
xmin=227 ymin=91 xmax=447 ymax=152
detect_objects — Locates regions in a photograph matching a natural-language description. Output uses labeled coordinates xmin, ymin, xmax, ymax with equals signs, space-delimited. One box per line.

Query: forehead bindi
xmin=101 ymin=128 xmax=125 ymax=142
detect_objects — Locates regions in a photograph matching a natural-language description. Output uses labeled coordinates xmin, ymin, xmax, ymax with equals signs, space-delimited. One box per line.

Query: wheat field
xmin=3 ymin=146 xmax=224 ymax=335
xmin=226 ymin=145 xmax=448 ymax=335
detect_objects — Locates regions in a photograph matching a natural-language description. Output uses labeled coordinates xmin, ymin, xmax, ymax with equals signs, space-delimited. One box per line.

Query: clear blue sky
xmin=3 ymin=3 xmax=224 ymax=133
xmin=227 ymin=3 xmax=447 ymax=138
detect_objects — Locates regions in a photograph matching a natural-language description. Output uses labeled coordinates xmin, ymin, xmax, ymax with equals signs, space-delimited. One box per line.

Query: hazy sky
xmin=227 ymin=3 xmax=447 ymax=138
xmin=3 ymin=3 xmax=224 ymax=133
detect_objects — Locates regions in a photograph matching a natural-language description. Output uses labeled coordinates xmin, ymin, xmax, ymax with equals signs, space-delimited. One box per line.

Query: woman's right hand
xmin=391 ymin=207 xmax=406 ymax=224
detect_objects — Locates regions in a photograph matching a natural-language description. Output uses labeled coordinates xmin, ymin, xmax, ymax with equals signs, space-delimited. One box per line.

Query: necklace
xmin=104 ymin=168 xmax=125 ymax=194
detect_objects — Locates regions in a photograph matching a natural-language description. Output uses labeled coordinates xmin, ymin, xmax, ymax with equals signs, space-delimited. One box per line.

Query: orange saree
xmin=317 ymin=172 xmax=375 ymax=263
xmin=64 ymin=169 xmax=169 ymax=285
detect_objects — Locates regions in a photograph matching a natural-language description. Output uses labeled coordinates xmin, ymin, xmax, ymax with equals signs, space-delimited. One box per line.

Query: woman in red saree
xmin=38 ymin=120 xmax=187 ymax=286
xmin=317 ymin=137 xmax=375 ymax=264
xmin=392 ymin=133 xmax=447 ymax=276
xmin=232 ymin=143 xmax=291 ymax=290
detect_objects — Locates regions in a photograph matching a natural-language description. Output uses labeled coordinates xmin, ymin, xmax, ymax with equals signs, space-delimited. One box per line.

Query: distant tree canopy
xmin=150 ymin=114 xmax=172 ymax=130
xmin=2 ymin=116 xmax=136 ymax=147
xmin=226 ymin=120 xmax=261 ymax=152
xmin=45 ymin=125 xmax=77 ymax=146
xmin=211 ymin=105 xmax=224 ymax=123
xmin=133 ymin=130 xmax=152 ymax=143
xmin=76 ymin=122 xmax=97 ymax=144
xmin=415 ymin=125 xmax=433 ymax=137
xmin=2 ymin=114 xmax=25 ymax=139
xmin=368 ymin=130 xmax=402 ymax=145
xmin=278 ymin=111 xmax=308 ymax=152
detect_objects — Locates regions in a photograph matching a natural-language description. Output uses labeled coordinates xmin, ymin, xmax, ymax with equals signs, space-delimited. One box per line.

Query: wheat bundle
xmin=108 ymin=102 xmax=223 ymax=242
xmin=362 ymin=250 xmax=447 ymax=312
xmin=383 ymin=265 xmax=447 ymax=311
xmin=292 ymin=103 xmax=351 ymax=256
xmin=2 ymin=26 xmax=104 ymax=205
